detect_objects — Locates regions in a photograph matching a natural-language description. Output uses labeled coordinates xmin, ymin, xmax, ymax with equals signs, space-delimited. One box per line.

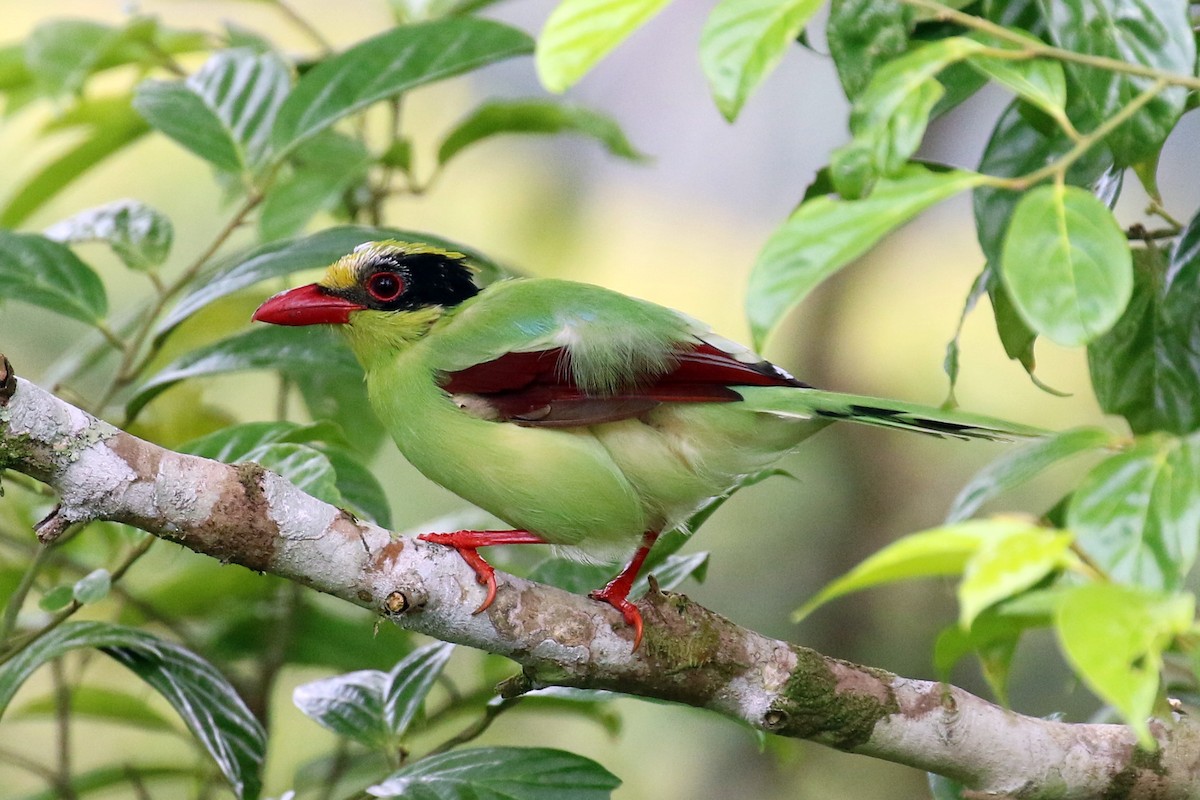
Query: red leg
xmin=419 ymin=530 xmax=546 ymax=613
xmin=589 ymin=531 xmax=659 ymax=650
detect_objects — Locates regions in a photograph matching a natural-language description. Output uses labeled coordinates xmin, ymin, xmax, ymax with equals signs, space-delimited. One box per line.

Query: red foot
xmin=589 ymin=531 xmax=659 ymax=650
xmin=419 ymin=530 xmax=545 ymax=614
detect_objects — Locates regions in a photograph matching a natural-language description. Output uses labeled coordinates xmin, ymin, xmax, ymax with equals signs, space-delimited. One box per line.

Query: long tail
xmin=739 ymin=387 xmax=1043 ymax=441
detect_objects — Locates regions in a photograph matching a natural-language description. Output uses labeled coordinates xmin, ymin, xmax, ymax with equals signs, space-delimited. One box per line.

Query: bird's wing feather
xmin=441 ymin=343 xmax=805 ymax=427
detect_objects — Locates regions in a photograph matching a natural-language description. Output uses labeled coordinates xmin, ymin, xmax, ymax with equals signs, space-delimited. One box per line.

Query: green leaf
xmin=1041 ymin=0 xmax=1194 ymax=165
xmin=157 ymin=226 xmax=507 ymax=337
xmin=0 ymin=622 xmax=265 ymax=799
xmin=384 ymin=642 xmax=455 ymax=738
xmin=928 ymin=773 xmax=968 ymax=800
xmin=38 ymin=585 xmax=74 ymax=611
xmin=829 ymin=37 xmax=982 ymax=197
xmin=794 ymin=517 xmax=1033 ymax=621
xmin=974 ymin=99 xmax=1117 ymax=267
xmin=747 ymin=164 xmax=986 ymax=348
xmin=438 ymin=100 xmax=645 ymax=166
xmin=273 ymin=18 xmax=532 ymax=157
xmin=128 ymin=326 xmax=361 ymax=420
xmin=536 ymin=0 xmax=672 ymax=93
xmin=44 ymin=198 xmax=173 ymax=271
xmin=367 ymin=747 xmax=620 ymax=799
xmin=13 ymin=765 xmax=198 ymax=800
xmin=1089 ymin=225 xmax=1200 ymax=435
xmin=292 ymin=645 xmax=452 ymax=750
xmin=0 ymin=98 xmax=150 ymax=228
xmin=1068 ymin=433 xmax=1200 ymax=591
xmin=958 ymin=527 xmax=1073 ymax=628
xmin=947 ymin=426 xmax=1115 ymax=522
xmin=259 ymin=132 xmax=372 ymax=242
xmin=24 ymin=20 xmax=122 ymax=96
xmin=74 ymin=568 xmax=112 ymax=604
xmin=1000 ymin=183 xmax=1133 ymax=347
xmin=243 ymin=443 xmax=343 ymax=507
xmin=12 ymin=685 xmax=175 ymax=732
xmin=293 ymin=669 xmax=391 ymax=748
xmin=633 ymin=551 xmax=708 ymax=594
xmin=965 ymin=35 xmax=1066 ymax=121
xmin=699 ymin=0 xmax=824 ymax=121
xmin=322 ymin=446 xmax=392 ymax=526
xmin=1056 ymin=583 xmax=1192 ymax=746
xmin=134 ymin=49 xmax=290 ymax=174
xmin=826 ymin=0 xmax=912 ymax=100
xmin=0 ymin=230 xmax=107 ymax=324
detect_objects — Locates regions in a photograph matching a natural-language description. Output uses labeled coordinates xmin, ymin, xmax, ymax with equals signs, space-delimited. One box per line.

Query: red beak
xmin=252 ymin=284 xmax=363 ymax=326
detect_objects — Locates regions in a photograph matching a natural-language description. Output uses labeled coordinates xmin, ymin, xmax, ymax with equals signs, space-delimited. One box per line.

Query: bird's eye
xmin=366 ymin=272 xmax=404 ymax=302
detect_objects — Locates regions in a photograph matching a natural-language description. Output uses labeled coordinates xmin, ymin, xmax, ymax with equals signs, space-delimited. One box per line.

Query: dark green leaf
xmin=965 ymin=31 xmax=1067 ymax=121
xmin=44 ymin=198 xmax=173 ymax=271
xmin=1040 ymin=0 xmax=1194 ymax=164
xmin=384 ymin=642 xmax=455 ymax=738
xmin=747 ymin=164 xmax=985 ymax=348
xmin=0 ymin=230 xmax=107 ymax=323
xmin=928 ymin=773 xmax=968 ymax=800
xmin=438 ymin=100 xmax=645 ymax=165
xmin=699 ymin=0 xmax=824 ymax=121
xmin=243 ymin=442 xmax=343 ymax=506
xmin=947 ymin=426 xmax=1115 ymax=521
xmin=273 ymin=18 xmax=532 ymax=157
xmin=827 ymin=0 xmax=912 ymax=100
xmin=157 ymin=226 xmax=507 ymax=337
xmin=0 ymin=98 xmax=150 ymax=228
xmin=527 ymin=559 xmax=614 ymax=594
xmin=367 ymin=746 xmax=620 ymax=799
xmin=24 ymin=20 xmax=121 ymax=96
xmin=0 ymin=622 xmax=265 ymax=799
xmin=1068 ymin=433 xmax=1200 ymax=590
xmin=536 ymin=0 xmax=671 ymax=93
xmin=829 ymin=37 xmax=981 ymax=197
xmin=633 ymin=551 xmax=709 ymax=594
xmin=974 ymin=100 xmax=1117 ymax=267
xmin=38 ymin=585 xmax=74 ymax=611
xmin=210 ymin=598 xmax=414 ymax=672
xmin=1056 ymin=583 xmax=1192 ymax=745
xmin=180 ymin=421 xmax=391 ymax=525
xmin=1000 ymin=184 xmax=1132 ymax=346
xmin=134 ymin=49 xmax=290 ymax=174
xmin=259 ymin=132 xmax=372 ymax=242
xmin=1089 ymin=223 xmax=1200 ymax=435
xmin=293 ymin=669 xmax=392 ymax=748
xmin=128 ymin=325 xmax=360 ymax=420
xmin=322 ymin=446 xmax=392 ymax=526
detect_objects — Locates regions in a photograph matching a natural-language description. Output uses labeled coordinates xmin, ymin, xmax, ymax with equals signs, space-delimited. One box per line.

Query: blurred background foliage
xmin=0 ymin=1 xmax=1197 ymax=799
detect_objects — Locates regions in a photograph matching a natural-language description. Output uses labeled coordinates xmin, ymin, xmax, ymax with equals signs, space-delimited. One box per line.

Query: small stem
xmin=92 ymin=321 xmax=128 ymax=353
xmin=51 ymin=658 xmax=77 ymax=800
xmin=1147 ymin=200 xmax=1185 ymax=232
xmin=0 ymin=543 xmax=53 ymax=644
xmin=903 ymin=0 xmax=1200 ymax=90
xmin=0 ymin=535 xmax=156 ymax=666
xmin=0 ymin=744 xmax=58 ymax=781
xmin=97 ymin=193 xmax=263 ymax=419
xmin=273 ymin=0 xmax=334 ymax=55
xmin=425 ymin=697 xmax=522 ymax=757
xmin=983 ymin=78 xmax=1169 ymax=191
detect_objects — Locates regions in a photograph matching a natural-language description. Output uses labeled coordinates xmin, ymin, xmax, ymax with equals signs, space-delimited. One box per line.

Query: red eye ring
xmin=366 ymin=272 xmax=405 ymax=302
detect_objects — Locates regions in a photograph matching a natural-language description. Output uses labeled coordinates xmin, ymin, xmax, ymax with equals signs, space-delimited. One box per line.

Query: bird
xmin=253 ymin=240 xmax=1033 ymax=648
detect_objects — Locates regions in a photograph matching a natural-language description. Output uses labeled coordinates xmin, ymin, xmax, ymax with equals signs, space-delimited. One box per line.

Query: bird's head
xmin=253 ymin=240 xmax=479 ymax=363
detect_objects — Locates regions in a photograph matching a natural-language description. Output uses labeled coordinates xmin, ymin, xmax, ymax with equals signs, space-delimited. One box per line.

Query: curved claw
xmin=589 ymin=586 xmax=644 ymax=650
xmin=418 ymin=533 xmax=497 ymax=614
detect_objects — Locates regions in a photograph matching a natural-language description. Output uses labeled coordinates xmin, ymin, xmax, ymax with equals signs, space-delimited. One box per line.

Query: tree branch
xmin=1 ymin=358 xmax=1197 ymax=799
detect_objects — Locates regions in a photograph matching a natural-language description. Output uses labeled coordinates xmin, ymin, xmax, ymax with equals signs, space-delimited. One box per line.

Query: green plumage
xmin=253 ymin=241 xmax=1038 ymax=641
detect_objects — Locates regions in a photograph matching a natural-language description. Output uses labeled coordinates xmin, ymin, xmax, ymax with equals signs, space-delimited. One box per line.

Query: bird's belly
xmin=589 ymin=402 xmax=817 ymax=529
xmin=381 ymin=388 xmax=648 ymax=554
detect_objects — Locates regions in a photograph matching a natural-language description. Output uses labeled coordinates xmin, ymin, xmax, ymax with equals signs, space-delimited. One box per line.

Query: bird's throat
xmin=343 ymin=306 xmax=444 ymax=371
